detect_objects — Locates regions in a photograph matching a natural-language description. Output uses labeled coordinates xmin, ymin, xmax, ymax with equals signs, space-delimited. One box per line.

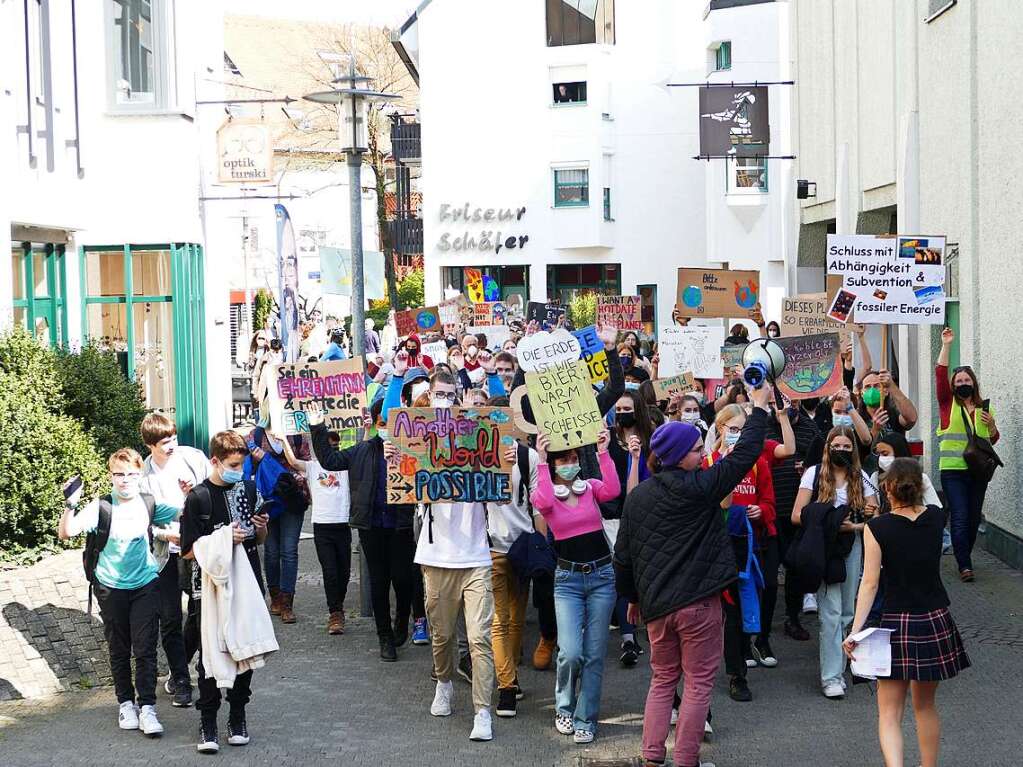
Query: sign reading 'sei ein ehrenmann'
xmin=217 ymin=120 xmax=273 ymax=184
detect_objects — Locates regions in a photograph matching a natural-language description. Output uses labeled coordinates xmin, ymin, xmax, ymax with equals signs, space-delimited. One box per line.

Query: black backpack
xmin=82 ymin=493 xmax=156 ymax=614
xmin=506 ymin=444 xmax=556 ymax=582
xmin=177 ymin=481 xmax=260 ymax=595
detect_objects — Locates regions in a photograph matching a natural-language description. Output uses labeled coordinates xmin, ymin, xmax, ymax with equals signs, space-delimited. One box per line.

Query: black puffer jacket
xmin=310 ymin=424 xmax=414 ymax=530
xmin=613 ymin=409 xmax=767 ymax=622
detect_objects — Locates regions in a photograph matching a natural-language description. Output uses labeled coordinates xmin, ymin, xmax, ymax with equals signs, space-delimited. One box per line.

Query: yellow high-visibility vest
xmin=936 ymin=403 xmax=993 ymax=471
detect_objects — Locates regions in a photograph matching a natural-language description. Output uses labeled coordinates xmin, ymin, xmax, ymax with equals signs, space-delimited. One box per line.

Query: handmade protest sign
xmin=516 ymin=328 xmax=582 ymax=373
xmin=720 ymin=344 xmax=746 ymax=371
xmin=421 ymin=340 xmax=448 ymax=365
xmin=526 ymin=301 xmax=566 ymax=328
xmin=826 ymin=234 xmax=946 ymax=324
xmin=397 ymin=306 xmax=441 ymax=337
xmin=781 ymin=293 xmax=862 ymax=343
xmin=466 ymin=325 xmax=511 ymax=350
xmin=386 ymin=407 xmax=518 ymax=504
xmin=473 ymin=302 xmax=508 ymax=326
xmin=270 ymin=358 xmax=366 ymax=435
xmin=773 ymin=332 xmax=843 ymax=401
xmin=465 ymin=268 xmax=485 ymax=303
xmin=596 ymin=295 xmax=642 ymax=330
xmin=658 ymin=326 xmax=725 ymax=378
xmin=573 ymin=325 xmax=609 ymax=384
xmin=676 ymin=268 xmax=760 ymax=319
xmin=651 ymin=372 xmax=698 ymax=401
xmin=438 ymin=297 xmax=465 ymax=329
xmin=524 ymin=360 xmax=602 ymax=452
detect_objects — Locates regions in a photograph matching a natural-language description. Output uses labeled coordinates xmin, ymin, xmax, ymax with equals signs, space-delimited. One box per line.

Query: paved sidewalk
xmin=1 ymin=537 xmax=1020 ymax=767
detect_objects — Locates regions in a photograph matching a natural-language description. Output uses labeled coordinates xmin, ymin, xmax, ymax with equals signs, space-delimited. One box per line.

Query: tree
xmin=253 ymin=289 xmax=273 ymax=333
xmin=569 ymin=292 xmax=598 ymax=329
xmin=396 ymin=270 xmax=425 ymax=310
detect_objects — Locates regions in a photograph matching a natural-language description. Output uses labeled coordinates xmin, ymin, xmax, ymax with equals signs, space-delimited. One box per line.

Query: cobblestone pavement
xmin=1 ymin=536 xmax=1020 ymax=767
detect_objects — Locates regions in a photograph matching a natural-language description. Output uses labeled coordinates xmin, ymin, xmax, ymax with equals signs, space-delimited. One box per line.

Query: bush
xmin=568 ymin=291 xmax=597 ymax=329
xmin=396 ymin=270 xmax=425 ymax=310
xmin=253 ymin=288 xmax=273 ymax=334
xmin=56 ymin=344 xmax=147 ymax=457
xmin=0 ymin=324 xmax=63 ymax=407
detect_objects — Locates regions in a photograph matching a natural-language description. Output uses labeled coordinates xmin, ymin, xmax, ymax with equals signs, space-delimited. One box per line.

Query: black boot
xmin=393 ymin=615 xmax=410 ymax=648
xmin=379 ymin=634 xmax=397 ymax=662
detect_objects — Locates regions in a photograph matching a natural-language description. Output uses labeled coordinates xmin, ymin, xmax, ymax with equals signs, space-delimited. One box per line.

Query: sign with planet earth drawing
xmin=676 ymin=268 xmax=761 ymax=320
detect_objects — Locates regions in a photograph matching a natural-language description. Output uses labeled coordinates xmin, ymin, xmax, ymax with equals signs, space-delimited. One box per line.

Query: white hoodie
xmin=192 ymin=526 xmax=279 ymax=688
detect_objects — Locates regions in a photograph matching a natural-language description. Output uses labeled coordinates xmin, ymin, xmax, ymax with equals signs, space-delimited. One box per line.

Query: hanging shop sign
xmin=217 ymin=119 xmax=274 ymax=183
xmin=436 ymin=202 xmax=529 ymax=254
xmin=698 ymin=86 xmax=770 ymax=157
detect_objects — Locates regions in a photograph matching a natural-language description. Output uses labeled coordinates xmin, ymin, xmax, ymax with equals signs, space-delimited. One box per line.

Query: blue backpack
xmin=504 ymin=444 xmax=556 ymax=582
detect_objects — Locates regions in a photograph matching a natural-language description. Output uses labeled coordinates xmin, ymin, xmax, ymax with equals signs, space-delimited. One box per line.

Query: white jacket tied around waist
xmin=192 ymin=526 xmax=279 ymax=688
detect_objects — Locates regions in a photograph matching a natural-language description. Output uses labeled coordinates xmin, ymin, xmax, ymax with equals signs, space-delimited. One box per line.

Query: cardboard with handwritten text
xmin=524 ymin=360 xmax=603 ymax=452
xmin=676 ymin=268 xmax=761 ymax=319
xmin=386 ymin=407 xmax=519 ymax=504
xmin=651 ymin=372 xmax=698 ymax=401
xmin=782 ymin=292 xmax=862 ymax=344
xmin=573 ymin=325 xmax=609 ymax=384
xmin=657 ymin=326 xmax=725 ymax=379
xmin=596 ymin=295 xmax=643 ymax=330
xmin=773 ymin=332 xmax=843 ymax=401
xmin=270 ymin=358 xmax=366 ymax=436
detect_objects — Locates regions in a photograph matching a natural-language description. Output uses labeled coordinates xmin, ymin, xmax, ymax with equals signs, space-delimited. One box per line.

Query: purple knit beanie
xmin=650 ymin=421 xmax=701 ymax=467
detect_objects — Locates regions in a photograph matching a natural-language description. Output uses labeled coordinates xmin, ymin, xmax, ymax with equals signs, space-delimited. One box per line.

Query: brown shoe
xmin=280 ymin=593 xmax=297 ymax=624
xmin=960 ymin=568 xmax=975 ymax=582
xmin=328 ymin=610 xmax=345 ymax=635
xmin=532 ymin=637 xmax=556 ymax=670
xmin=269 ymin=587 xmax=282 ymax=616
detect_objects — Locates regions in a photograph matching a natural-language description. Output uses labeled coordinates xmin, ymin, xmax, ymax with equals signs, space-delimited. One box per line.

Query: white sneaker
xmin=670 ymin=707 xmax=679 ymax=726
xmin=430 ymin=680 xmax=453 ymax=717
xmin=555 ymin=713 xmax=574 ymax=735
xmin=138 ymin=705 xmax=164 ymax=737
xmin=802 ymin=593 xmax=818 ymax=614
xmin=823 ymin=681 xmax=845 ymax=699
xmin=118 ymin=701 xmax=139 ymax=730
xmin=745 ymin=657 xmax=757 ymax=668
xmin=704 ymin=719 xmax=714 ymax=736
xmin=469 ymin=708 xmax=493 ymax=741
xmin=573 ymin=729 xmax=594 ymax=744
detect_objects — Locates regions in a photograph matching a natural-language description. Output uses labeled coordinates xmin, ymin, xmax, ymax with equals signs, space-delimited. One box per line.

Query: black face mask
xmin=829 ymin=448 xmax=853 ymax=468
xmin=802 ymin=397 xmax=821 ymax=412
xmin=954 ymin=383 xmax=975 ymax=400
xmin=616 ymin=412 xmax=637 ymax=429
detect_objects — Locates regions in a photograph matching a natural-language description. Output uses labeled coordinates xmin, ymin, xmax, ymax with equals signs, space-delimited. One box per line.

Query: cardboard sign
xmin=596 ymin=295 xmax=643 ymax=330
xmin=773 ymin=333 xmax=843 ymax=401
xmin=657 ymin=326 xmax=725 ymax=379
xmin=465 ymin=268 xmax=485 ymax=303
xmin=466 ymin=325 xmax=511 ymax=350
xmin=721 ymin=344 xmax=746 ymax=371
xmin=421 ymin=340 xmax=448 ymax=365
xmin=524 ymin=360 xmax=603 ymax=452
xmin=676 ymin=268 xmax=761 ymax=319
xmin=396 ymin=306 xmax=441 ymax=338
xmin=516 ymin=328 xmax=581 ymax=373
xmin=573 ymin=325 xmax=609 ymax=384
xmin=781 ymin=293 xmax=862 ymax=343
xmin=270 ymin=358 xmax=366 ymax=435
xmin=473 ymin=302 xmax=508 ymax=326
xmin=826 ymin=234 xmax=946 ymax=324
xmin=438 ymin=297 xmax=465 ymax=329
xmin=526 ymin=301 xmax=566 ymax=328
xmin=651 ymin=372 xmax=698 ymax=401
xmin=386 ymin=407 xmax=519 ymax=504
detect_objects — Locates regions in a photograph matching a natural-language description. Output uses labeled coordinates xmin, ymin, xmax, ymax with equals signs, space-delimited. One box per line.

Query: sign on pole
xmin=596 ymin=295 xmax=643 ymax=330
xmin=217 ymin=120 xmax=273 ymax=183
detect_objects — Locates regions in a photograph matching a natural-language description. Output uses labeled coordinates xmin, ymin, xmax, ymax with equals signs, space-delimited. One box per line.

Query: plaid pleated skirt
xmin=880 ymin=608 xmax=971 ymax=681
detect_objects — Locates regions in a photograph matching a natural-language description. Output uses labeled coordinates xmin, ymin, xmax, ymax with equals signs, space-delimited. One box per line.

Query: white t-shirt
xmin=869 ymin=470 xmax=942 ymax=509
xmin=799 ymin=465 xmax=875 ymax=506
xmin=488 ymin=448 xmax=541 ymax=554
xmin=307 ymin=457 xmax=351 ymax=524
xmin=141 ymin=446 xmax=211 ymax=552
xmin=415 ymin=502 xmax=492 ymax=569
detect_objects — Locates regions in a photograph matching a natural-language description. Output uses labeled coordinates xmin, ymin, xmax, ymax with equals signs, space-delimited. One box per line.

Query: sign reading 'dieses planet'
xmin=386 ymin=407 xmax=519 ymax=504
xmin=270 ymin=358 xmax=366 ymax=436
xmin=773 ymin=332 xmax=843 ymax=401
xmin=676 ymin=268 xmax=761 ymax=319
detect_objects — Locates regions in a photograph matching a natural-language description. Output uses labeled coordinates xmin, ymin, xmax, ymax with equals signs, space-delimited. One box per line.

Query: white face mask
xmin=878 ymin=455 xmax=895 ymax=471
xmin=681 ymin=411 xmax=701 ymax=425
xmin=411 ymin=381 xmax=430 ymax=400
xmin=432 ymin=396 xmax=453 ymax=409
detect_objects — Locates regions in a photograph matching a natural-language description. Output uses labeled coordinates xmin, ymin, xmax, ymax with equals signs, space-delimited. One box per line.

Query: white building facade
xmin=0 ymin=0 xmax=230 ymax=446
xmin=395 ymin=0 xmax=796 ymax=336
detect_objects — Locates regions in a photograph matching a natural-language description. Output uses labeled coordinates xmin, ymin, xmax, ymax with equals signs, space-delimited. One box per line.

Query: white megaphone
xmin=741 ymin=338 xmax=787 ymax=408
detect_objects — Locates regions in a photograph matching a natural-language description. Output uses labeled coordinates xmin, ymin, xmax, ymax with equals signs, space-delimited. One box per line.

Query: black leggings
xmin=313 ymin=523 xmax=352 ymax=613
xmin=359 ymin=527 xmax=416 ymax=638
xmin=775 ymin=517 xmax=804 ymax=623
xmin=532 ymin=572 xmax=557 ymax=641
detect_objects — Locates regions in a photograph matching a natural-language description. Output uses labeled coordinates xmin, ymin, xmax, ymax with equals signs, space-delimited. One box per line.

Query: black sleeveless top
xmin=867 ymin=506 xmax=950 ymax=612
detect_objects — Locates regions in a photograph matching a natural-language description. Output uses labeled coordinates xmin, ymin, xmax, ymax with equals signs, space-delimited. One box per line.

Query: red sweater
xmin=705 ymin=450 xmax=777 ymax=538
xmin=935 ymin=364 xmax=1000 ymax=443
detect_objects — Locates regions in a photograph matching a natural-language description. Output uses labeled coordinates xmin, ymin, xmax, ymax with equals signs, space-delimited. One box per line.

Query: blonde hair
xmin=108 ymin=448 xmax=144 ymax=471
xmin=713 ymin=404 xmax=747 ymax=453
xmin=817 ymin=426 xmax=866 ymax=509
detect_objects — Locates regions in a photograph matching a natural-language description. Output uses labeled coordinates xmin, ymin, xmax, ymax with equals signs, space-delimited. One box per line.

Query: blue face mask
xmin=221 ymin=468 xmax=244 ymax=484
xmin=625 ymin=381 xmax=640 ymax=391
xmin=833 ymin=414 xmax=853 ymax=428
xmin=724 ymin=432 xmax=741 ymax=447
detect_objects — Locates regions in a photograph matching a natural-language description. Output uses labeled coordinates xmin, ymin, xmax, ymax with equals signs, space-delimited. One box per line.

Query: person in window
xmin=555 ymin=84 xmax=571 ymax=103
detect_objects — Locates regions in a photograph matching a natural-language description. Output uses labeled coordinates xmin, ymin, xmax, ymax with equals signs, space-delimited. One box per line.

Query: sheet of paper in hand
xmin=386 ymin=407 xmax=519 ymax=504
xmin=270 ymin=358 xmax=366 ymax=436
xmin=657 ymin=326 xmax=725 ymax=379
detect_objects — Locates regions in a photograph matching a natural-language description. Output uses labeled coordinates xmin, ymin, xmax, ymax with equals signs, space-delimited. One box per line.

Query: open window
xmin=553 ymin=81 xmax=587 ymax=105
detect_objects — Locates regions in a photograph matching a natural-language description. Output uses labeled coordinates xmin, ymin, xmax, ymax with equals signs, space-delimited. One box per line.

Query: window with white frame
xmin=107 ymin=0 xmax=172 ymax=109
xmin=727 ymin=155 xmax=768 ymax=193
xmin=553 ymin=168 xmax=589 ymax=207
xmin=553 ymin=81 xmax=587 ymax=105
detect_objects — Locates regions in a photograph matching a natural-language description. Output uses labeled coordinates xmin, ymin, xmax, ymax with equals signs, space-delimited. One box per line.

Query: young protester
xmin=604 ymin=390 xmax=654 ymax=667
xmin=532 ymin=427 xmax=620 ymax=744
xmin=272 ymin=429 xmax=352 ymax=635
xmin=705 ymin=405 xmax=775 ymax=702
xmin=765 ymin=320 xmax=781 ymax=339
xmin=844 ymin=458 xmax=970 ymax=767
xmin=486 ymin=395 xmax=541 ymax=718
xmin=320 ymin=328 xmax=348 ymax=361
xmin=615 ymin=383 xmax=772 ymax=767
xmin=935 ymin=328 xmax=999 ymax=581
xmin=139 ymin=413 xmax=211 ymax=707
xmin=828 ymin=386 xmax=873 ymax=451
xmin=180 ymin=431 xmax=272 ymax=753
xmin=402 ymin=333 xmax=435 ymax=370
xmin=792 ymin=427 xmax=878 ymax=698
xmin=870 ymin=433 xmax=941 ymax=514
xmin=858 ymin=369 xmax=918 ymax=439
xmin=308 ymin=398 xmax=416 ymax=661
xmin=619 ymin=343 xmax=650 ymax=387
xmin=59 ymin=449 xmax=181 ymax=737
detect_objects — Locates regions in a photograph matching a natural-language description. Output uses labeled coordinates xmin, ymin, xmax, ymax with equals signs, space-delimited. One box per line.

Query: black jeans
xmin=757 ymin=537 xmax=780 ymax=641
xmin=722 ymin=581 xmax=746 ymax=679
xmin=313 ymin=523 xmax=352 ymax=613
xmin=186 ymin=599 xmax=253 ymax=722
xmin=358 ymin=527 xmax=416 ymax=638
xmin=95 ymin=580 xmax=160 ymax=706
xmin=157 ymin=554 xmax=189 ymax=684
xmin=412 ymin=563 xmax=426 ymax=621
xmin=775 ymin=516 xmax=804 ymax=623
xmin=532 ymin=572 xmax=557 ymax=641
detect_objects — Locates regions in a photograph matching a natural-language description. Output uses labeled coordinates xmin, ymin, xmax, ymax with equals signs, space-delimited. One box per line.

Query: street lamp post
xmin=304 ymin=61 xmax=397 ymax=356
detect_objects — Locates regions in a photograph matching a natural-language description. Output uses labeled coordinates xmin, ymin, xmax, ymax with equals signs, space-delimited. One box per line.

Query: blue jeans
xmin=817 ymin=534 xmax=862 ymax=687
xmin=941 ymin=470 xmax=987 ymax=572
xmin=615 ymin=595 xmax=636 ymax=636
xmin=265 ymin=510 xmax=303 ymax=594
xmin=554 ymin=563 xmax=617 ymax=732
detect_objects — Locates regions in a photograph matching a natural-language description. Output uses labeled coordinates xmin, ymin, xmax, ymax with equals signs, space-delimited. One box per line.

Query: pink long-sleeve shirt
xmin=531 ymin=450 xmax=621 ymax=541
